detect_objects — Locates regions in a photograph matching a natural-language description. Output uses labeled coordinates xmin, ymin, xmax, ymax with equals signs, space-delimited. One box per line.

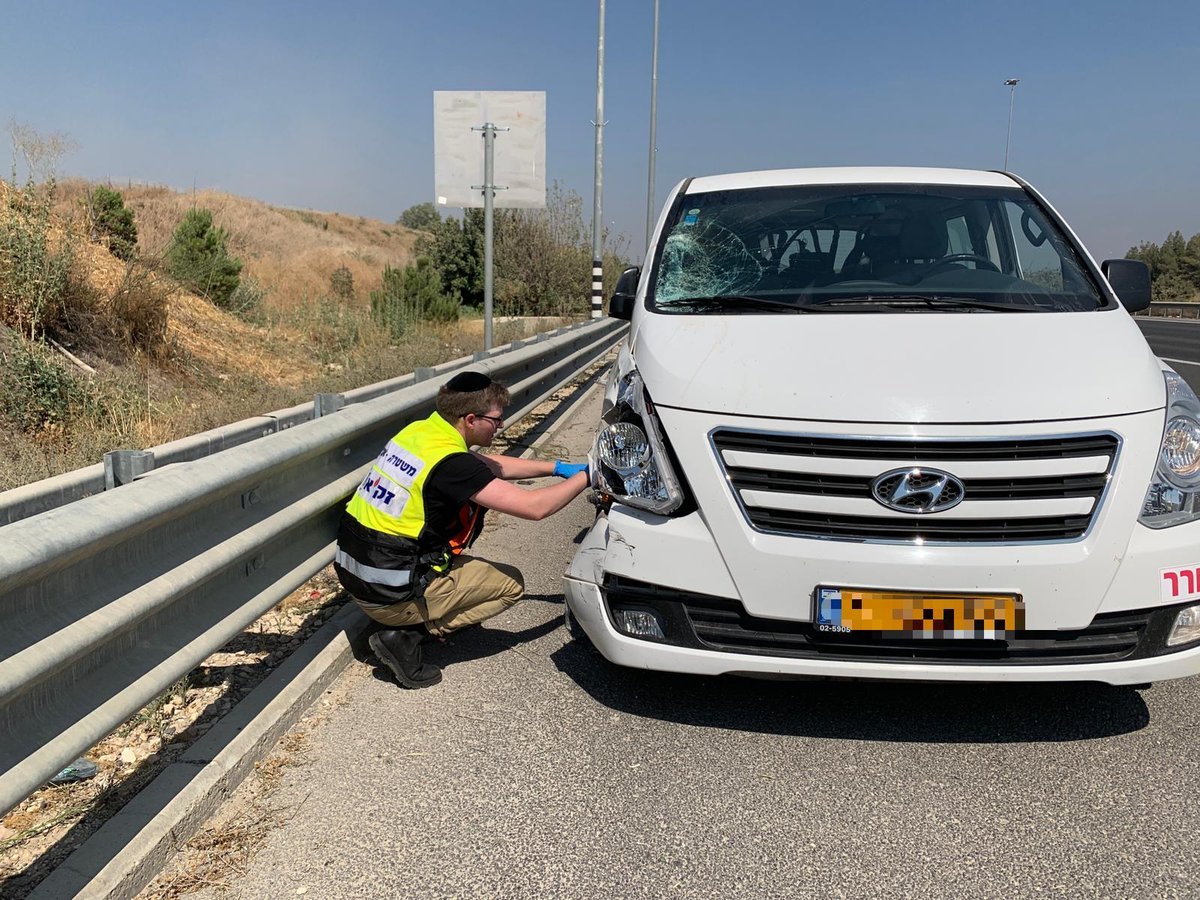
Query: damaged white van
xmin=563 ymin=166 xmax=1200 ymax=685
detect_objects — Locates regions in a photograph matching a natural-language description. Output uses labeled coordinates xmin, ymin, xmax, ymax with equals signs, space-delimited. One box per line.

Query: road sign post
xmin=434 ymin=92 xmax=546 ymax=350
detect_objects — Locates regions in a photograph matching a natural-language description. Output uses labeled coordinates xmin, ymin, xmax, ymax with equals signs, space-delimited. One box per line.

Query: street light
xmin=645 ymin=0 xmax=660 ymax=253
xmin=1003 ymin=78 xmax=1020 ymax=171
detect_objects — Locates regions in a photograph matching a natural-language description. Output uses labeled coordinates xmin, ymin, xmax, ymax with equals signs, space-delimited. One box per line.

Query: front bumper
xmin=563 ymin=508 xmax=1200 ymax=685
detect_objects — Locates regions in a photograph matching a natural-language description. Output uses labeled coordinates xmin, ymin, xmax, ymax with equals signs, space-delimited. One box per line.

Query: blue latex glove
xmin=553 ymin=460 xmax=588 ymax=478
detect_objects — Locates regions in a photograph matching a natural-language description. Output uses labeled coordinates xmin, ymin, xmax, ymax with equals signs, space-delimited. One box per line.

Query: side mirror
xmin=1102 ymin=259 xmax=1151 ymax=313
xmin=609 ymin=266 xmax=640 ymax=320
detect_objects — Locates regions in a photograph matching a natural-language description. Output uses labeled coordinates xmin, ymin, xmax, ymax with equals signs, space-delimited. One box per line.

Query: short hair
xmin=436 ymin=371 xmax=510 ymax=422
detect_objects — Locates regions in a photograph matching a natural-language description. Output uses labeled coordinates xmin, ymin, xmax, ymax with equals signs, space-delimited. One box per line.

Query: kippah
xmin=444 ymin=371 xmax=493 ymax=392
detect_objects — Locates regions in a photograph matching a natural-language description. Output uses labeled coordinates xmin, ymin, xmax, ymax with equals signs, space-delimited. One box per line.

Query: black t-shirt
xmin=422 ymin=452 xmax=495 ymax=546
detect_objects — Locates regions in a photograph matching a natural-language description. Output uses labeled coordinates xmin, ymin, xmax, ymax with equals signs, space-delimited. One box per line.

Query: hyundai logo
xmin=870 ymin=467 xmax=965 ymax=514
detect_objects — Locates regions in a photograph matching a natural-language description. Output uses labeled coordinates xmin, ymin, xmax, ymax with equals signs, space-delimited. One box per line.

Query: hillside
xmin=0 ymin=180 xmax=575 ymax=492
xmin=55 ymin=180 xmax=423 ymax=309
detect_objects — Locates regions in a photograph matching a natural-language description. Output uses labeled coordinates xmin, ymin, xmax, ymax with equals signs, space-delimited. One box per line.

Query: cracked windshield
xmin=652 ymin=184 xmax=1107 ymax=313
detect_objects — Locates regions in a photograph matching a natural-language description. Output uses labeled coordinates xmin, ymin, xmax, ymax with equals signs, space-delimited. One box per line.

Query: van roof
xmin=685 ymin=167 xmax=1019 ymax=193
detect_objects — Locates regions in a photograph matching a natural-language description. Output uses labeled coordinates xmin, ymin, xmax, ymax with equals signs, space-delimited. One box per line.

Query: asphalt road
xmin=179 ymin=341 xmax=1200 ymax=900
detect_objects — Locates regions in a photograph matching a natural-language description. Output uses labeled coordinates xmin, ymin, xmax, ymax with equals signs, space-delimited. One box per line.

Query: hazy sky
xmin=3 ymin=0 xmax=1197 ymax=261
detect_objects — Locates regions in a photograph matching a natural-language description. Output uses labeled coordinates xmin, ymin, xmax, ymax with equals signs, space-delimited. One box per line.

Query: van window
xmin=1004 ymin=200 xmax=1064 ymax=290
xmin=651 ymin=184 xmax=1106 ymax=314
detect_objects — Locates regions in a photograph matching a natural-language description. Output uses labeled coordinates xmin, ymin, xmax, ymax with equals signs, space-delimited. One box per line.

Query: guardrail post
xmin=414 ymin=367 xmax=436 ymax=383
xmin=103 ymin=450 xmax=155 ymax=489
xmin=473 ymin=351 xmax=491 ymax=362
xmin=313 ymin=394 xmax=345 ymax=418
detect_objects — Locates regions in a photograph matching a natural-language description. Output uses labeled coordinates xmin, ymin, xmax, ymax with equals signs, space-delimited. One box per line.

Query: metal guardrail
xmin=0 ymin=323 xmax=595 ymax=527
xmin=1138 ymin=302 xmax=1200 ymax=319
xmin=0 ymin=318 xmax=627 ymax=816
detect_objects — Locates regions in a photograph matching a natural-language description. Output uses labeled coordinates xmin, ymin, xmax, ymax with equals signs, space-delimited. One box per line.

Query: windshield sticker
xmin=656 ymin=220 xmax=763 ymax=302
xmin=682 ymin=208 xmax=700 ymax=226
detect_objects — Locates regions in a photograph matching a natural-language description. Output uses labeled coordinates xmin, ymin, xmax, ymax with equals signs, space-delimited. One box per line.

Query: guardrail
xmin=0 ymin=323 xmax=599 ymax=527
xmin=0 ymin=318 xmax=627 ymax=816
xmin=1138 ymin=302 xmax=1200 ymax=319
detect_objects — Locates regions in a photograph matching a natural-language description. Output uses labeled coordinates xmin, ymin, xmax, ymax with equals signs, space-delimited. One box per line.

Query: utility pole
xmin=1003 ymin=78 xmax=1020 ymax=171
xmin=645 ymin=0 xmax=660 ymax=253
xmin=591 ymin=0 xmax=606 ymax=319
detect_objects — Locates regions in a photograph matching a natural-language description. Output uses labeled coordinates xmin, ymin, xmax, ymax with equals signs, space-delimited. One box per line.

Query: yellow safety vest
xmin=345 ymin=411 xmax=478 ymax=555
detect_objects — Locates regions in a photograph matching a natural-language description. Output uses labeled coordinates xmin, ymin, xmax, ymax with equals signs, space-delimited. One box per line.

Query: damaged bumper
xmin=563 ymin=507 xmax=1200 ymax=685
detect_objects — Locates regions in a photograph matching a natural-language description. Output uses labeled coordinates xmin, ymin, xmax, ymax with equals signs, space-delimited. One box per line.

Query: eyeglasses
xmin=475 ymin=413 xmax=504 ymax=429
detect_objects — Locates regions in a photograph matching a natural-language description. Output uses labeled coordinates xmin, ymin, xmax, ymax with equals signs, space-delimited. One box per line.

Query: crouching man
xmin=334 ymin=371 xmax=590 ymax=688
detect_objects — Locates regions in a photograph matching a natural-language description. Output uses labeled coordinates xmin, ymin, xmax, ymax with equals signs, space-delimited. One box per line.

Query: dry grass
xmin=55 ymin=180 xmax=422 ymax=310
xmin=138 ymin=718 xmax=317 ymax=899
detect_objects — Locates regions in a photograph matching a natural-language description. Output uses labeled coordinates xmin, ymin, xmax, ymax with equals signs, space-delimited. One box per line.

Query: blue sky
xmin=3 ymin=0 xmax=1198 ymax=261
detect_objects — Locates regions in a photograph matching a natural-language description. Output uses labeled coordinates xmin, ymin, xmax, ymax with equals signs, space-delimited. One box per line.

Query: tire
xmin=563 ymin=602 xmax=599 ymax=655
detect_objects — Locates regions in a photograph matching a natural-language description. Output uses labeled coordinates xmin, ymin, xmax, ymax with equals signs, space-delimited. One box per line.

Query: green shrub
xmin=0 ymin=179 xmax=74 ymax=337
xmin=0 ymin=332 xmax=92 ymax=431
xmin=330 ymin=265 xmax=354 ymax=300
xmin=164 ymin=208 xmax=242 ymax=307
xmin=224 ymin=277 xmax=268 ymax=322
xmin=89 ymin=185 xmax=138 ymax=261
xmin=369 ymin=258 xmax=458 ymax=338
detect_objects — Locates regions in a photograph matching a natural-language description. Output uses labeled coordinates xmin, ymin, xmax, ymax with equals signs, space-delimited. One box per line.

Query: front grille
xmin=712 ymin=432 xmax=1120 ymax=460
xmin=747 ymin=510 xmax=1093 ymax=542
xmin=712 ymin=430 xmax=1120 ymax=544
xmin=604 ymin=576 xmax=1168 ymax=666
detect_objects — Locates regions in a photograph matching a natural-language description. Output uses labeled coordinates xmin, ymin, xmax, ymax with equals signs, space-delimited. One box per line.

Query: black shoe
xmin=369 ymin=628 xmax=443 ymax=689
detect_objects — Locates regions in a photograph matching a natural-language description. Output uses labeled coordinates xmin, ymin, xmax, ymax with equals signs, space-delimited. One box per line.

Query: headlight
xmin=1140 ymin=371 xmax=1200 ymax=528
xmin=597 ymin=422 xmax=652 ymax=473
xmin=591 ymin=370 xmax=686 ymax=515
xmin=1160 ymin=417 xmax=1200 ymax=487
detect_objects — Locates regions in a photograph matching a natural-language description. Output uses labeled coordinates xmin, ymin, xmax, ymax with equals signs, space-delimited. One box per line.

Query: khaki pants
xmin=357 ymin=555 xmax=524 ymax=637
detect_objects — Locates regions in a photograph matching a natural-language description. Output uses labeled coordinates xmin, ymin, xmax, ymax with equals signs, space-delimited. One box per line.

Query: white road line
xmin=1161 ymin=357 xmax=1200 ymax=367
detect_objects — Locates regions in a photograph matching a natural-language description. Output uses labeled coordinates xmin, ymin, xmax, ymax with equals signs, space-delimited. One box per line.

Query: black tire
xmin=563 ymin=602 xmax=600 ymax=656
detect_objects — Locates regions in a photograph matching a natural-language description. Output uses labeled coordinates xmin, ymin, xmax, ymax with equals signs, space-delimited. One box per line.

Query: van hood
xmin=632 ymin=310 xmax=1165 ymax=423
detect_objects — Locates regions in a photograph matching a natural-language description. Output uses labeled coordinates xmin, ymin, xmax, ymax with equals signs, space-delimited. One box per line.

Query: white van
xmin=564 ymin=166 xmax=1200 ymax=685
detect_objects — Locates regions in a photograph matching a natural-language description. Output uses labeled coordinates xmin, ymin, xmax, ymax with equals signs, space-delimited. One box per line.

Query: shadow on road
xmin=358 ymin=595 xmax=565 ymax=680
xmin=549 ymin=639 xmax=1151 ymax=743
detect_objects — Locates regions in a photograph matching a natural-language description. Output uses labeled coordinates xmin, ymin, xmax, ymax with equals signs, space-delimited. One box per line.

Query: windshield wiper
xmin=656 ymin=294 xmax=828 ymax=313
xmin=808 ymin=295 xmax=1042 ymax=312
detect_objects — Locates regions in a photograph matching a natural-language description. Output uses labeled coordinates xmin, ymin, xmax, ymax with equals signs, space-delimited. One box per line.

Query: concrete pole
xmin=482 ymin=123 xmax=495 ymax=350
xmin=645 ymin=0 xmax=660 ymax=254
xmin=591 ymin=0 xmax=606 ymax=319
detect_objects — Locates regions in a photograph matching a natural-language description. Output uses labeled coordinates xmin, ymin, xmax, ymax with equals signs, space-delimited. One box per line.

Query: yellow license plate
xmin=815 ymin=587 xmax=1024 ymax=638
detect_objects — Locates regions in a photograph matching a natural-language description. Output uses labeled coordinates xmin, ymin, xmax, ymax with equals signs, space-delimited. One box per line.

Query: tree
xmin=1127 ymin=230 xmax=1200 ymax=301
xmin=164 ymin=208 xmax=242 ymax=307
xmin=495 ymin=183 xmax=590 ymax=315
xmin=398 ymin=202 xmax=441 ymax=232
xmin=419 ymin=211 xmax=484 ymax=306
xmin=88 ymin=185 xmax=138 ymax=261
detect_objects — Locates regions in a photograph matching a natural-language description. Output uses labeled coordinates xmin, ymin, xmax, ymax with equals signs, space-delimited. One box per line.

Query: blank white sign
xmin=434 ymin=91 xmax=546 ymax=209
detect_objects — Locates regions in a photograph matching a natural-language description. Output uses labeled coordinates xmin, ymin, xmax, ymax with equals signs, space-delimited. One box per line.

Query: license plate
xmin=815 ymin=587 xmax=1024 ymax=639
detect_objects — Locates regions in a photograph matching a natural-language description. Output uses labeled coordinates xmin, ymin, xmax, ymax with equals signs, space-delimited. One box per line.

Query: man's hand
xmin=553 ymin=460 xmax=588 ymax=479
